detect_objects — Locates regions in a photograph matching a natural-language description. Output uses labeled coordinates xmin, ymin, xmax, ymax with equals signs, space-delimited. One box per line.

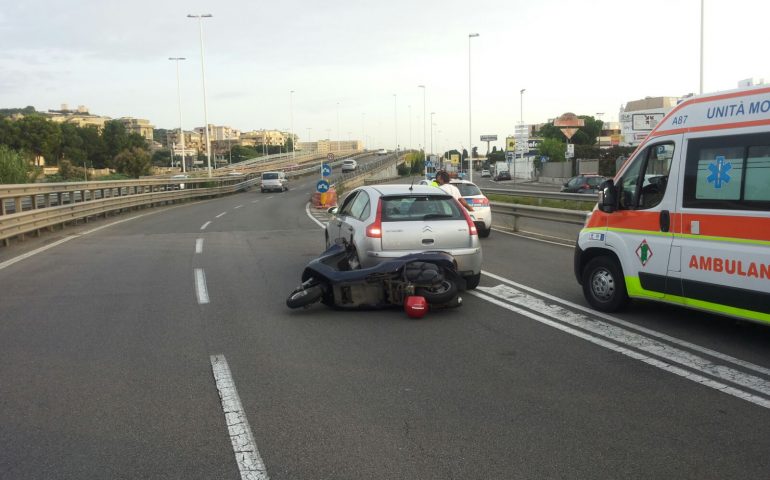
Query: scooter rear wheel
xmin=286 ymin=284 xmax=324 ymax=308
xmin=416 ymin=279 xmax=458 ymax=305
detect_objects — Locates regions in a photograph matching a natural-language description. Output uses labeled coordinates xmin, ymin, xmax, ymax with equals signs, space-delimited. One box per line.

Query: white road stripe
xmin=305 ymin=202 xmax=326 ymax=228
xmin=210 ymin=355 xmax=269 ymax=480
xmin=251 ymin=200 xmax=260 ymax=204
xmin=216 ymin=212 xmax=227 ymax=218
xmin=471 ymin=287 xmax=770 ymax=409
xmin=201 ymin=221 xmax=212 ymax=230
xmin=492 ymin=228 xmax=574 ymax=247
xmin=195 ymin=238 xmax=204 ymax=254
xmin=194 ymin=268 xmax=209 ymax=304
xmin=0 ymin=210 xmax=161 ymax=271
xmin=266 ymin=196 xmax=274 ymax=200
xmin=234 ymin=205 xmax=243 ymax=209
xmin=481 ymin=270 xmax=770 ymax=377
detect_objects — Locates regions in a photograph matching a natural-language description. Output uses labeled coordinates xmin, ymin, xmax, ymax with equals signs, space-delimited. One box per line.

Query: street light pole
xmin=336 ymin=102 xmax=340 ymax=152
xmin=468 ymin=33 xmax=479 ymax=182
xmin=393 ymin=94 xmax=398 ymax=154
xmin=408 ymin=104 xmax=412 ymax=151
xmin=430 ymin=112 xmax=436 ymax=157
xmin=418 ymin=85 xmax=426 ymax=161
xmin=187 ymin=13 xmax=213 ymax=177
xmin=699 ymin=0 xmax=704 ymax=94
xmin=290 ymin=90 xmax=295 ymax=159
xmin=518 ymin=88 xmax=525 ymax=183
xmin=169 ymin=57 xmax=187 ymax=173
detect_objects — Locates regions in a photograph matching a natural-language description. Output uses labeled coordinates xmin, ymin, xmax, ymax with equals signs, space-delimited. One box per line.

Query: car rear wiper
xmin=421 ymin=214 xmax=454 ymax=220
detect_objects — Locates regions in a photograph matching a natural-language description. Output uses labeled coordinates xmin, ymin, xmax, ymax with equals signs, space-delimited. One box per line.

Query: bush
xmin=0 ymin=145 xmax=38 ymax=184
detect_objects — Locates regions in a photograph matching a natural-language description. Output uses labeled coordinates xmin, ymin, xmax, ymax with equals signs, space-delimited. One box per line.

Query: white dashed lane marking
xmin=201 ymin=221 xmax=212 ymax=230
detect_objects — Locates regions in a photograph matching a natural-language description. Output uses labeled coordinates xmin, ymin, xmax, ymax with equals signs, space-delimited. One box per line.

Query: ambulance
xmin=574 ymin=85 xmax=770 ymax=325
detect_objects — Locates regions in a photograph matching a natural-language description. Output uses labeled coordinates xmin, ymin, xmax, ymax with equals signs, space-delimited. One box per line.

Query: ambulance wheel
xmin=582 ymin=256 xmax=628 ymax=312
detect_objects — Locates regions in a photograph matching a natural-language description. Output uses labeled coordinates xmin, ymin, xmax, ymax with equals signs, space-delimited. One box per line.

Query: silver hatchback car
xmin=326 ymin=185 xmax=483 ymax=288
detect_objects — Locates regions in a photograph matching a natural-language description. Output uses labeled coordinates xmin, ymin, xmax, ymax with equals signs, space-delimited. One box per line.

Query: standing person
xmin=435 ymin=170 xmax=474 ymax=212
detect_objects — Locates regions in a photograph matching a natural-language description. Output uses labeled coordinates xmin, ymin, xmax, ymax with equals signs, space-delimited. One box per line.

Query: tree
xmin=102 ymin=120 xmax=129 ymax=159
xmin=471 ymin=146 xmax=479 ymax=158
xmin=152 ymin=149 xmax=171 ymax=166
xmin=112 ymin=147 xmax=151 ymax=178
xmin=57 ymin=159 xmax=87 ymax=181
xmin=58 ymin=123 xmax=86 ymax=164
xmin=78 ymin=125 xmax=107 ymax=168
xmin=537 ymin=137 xmax=566 ymax=162
xmin=16 ymin=114 xmax=62 ymax=163
xmin=0 ymin=145 xmax=38 ymax=184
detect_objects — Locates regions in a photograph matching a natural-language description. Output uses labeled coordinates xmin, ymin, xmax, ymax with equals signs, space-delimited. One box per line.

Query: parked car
xmin=261 ymin=171 xmax=288 ymax=192
xmin=561 ymin=175 xmax=606 ymax=194
xmin=325 ymin=185 xmax=483 ymax=289
xmin=449 ymin=179 xmax=492 ymax=238
xmin=481 ymin=169 xmax=491 ymax=178
xmin=341 ymin=159 xmax=358 ymax=172
xmin=494 ymin=170 xmax=511 ymax=181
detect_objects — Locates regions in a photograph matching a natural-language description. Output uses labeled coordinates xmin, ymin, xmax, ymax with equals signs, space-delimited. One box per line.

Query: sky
xmin=1 ymin=0 xmax=768 ymax=152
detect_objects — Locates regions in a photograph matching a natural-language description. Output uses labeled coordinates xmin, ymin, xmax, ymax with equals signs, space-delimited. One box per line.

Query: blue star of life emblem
xmin=707 ymin=155 xmax=731 ymax=189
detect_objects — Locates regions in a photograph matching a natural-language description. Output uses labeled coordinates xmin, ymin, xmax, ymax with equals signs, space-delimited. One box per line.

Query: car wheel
xmin=286 ymin=283 xmax=324 ymax=308
xmin=478 ymin=225 xmax=491 ymax=238
xmin=582 ymin=256 xmax=629 ymax=312
xmin=416 ymin=279 xmax=458 ymax=305
xmin=463 ymin=273 xmax=481 ymax=290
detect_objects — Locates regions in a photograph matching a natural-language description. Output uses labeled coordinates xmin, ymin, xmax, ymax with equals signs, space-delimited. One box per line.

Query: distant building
xmin=195 ymin=125 xmax=241 ymax=142
xmin=118 ymin=117 xmax=155 ymax=143
xmin=297 ymin=140 xmax=362 ymax=153
xmin=619 ymin=96 xmax=680 ymax=147
xmin=240 ymin=129 xmax=291 ymax=147
xmin=46 ymin=104 xmax=110 ymax=130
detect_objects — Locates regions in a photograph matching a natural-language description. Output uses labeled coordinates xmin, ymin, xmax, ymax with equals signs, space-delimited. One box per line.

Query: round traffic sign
xmin=321 ymin=163 xmax=332 ymax=177
xmin=327 ymin=153 xmax=335 ymax=161
xmin=316 ymin=179 xmax=330 ymax=193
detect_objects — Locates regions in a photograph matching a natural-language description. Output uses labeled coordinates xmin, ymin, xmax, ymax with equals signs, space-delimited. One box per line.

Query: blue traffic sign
xmin=321 ymin=163 xmax=332 ymax=177
xmin=316 ymin=179 xmax=330 ymax=193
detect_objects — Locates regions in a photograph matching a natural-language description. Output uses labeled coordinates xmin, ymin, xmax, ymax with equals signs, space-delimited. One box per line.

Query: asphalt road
xmin=1 ymin=172 xmax=768 ymax=479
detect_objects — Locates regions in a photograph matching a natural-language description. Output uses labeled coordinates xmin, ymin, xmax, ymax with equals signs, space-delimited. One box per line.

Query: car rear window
xmin=586 ymin=177 xmax=604 ymax=186
xmin=262 ymin=173 xmax=279 ymax=180
xmin=381 ymin=195 xmax=464 ymax=222
xmin=452 ymin=183 xmax=482 ymax=196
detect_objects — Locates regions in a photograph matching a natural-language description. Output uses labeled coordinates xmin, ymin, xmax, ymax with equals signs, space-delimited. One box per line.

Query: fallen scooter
xmin=286 ymin=239 xmax=463 ymax=313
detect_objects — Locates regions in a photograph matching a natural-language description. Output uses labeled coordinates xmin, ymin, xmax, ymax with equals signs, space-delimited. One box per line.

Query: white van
xmin=261 ymin=171 xmax=288 ymax=193
xmin=575 ymin=85 xmax=770 ymax=325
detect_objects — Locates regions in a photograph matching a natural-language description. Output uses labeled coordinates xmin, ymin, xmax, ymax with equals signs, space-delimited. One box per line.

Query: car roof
xmin=369 ymin=184 xmax=448 ymax=196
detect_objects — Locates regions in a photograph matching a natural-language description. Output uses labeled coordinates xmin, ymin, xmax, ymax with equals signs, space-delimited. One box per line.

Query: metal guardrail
xmin=0 ymin=177 xmax=249 ymax=246
xmin=490 ymin=201 xmax=589 ymax=229
xmin=481 ymin=187 xmax=598 ymax=203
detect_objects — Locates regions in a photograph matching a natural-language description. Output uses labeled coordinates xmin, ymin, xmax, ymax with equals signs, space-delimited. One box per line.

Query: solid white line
xmin=481 ymin=270 xmax=770 ymax=377
xmin=0 ymin=210 xmax=161 ymax=272
xmin=210 ymin=354 xmax=269 ymax=480
xmin=476 ymin=284 xmax=770 ymax=397
xmin=216 ymin=212 xmax=227 ymax=218
xmin=201 ymin=221 xmax=212 ymax=230
xmin=266 ymin=196 xmax=274 ymax=200
xmin=470 ymin=290 xmax=770 ymax=409
xmin=251 ymin=200 xmax=259 ymax=204
xmin=194 ymin=268 xmax=209 ymax=304
xmin=234 ymin=205 xmax=243 ymax=209
xmin=305 ymin=202 xmax=326 ymax=229
xmin=195 ymin=238 xmax=204 ymax=254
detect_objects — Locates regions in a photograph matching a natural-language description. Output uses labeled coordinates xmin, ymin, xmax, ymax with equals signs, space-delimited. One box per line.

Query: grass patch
xmin=487 ymin=193 xmax=595 ymax=211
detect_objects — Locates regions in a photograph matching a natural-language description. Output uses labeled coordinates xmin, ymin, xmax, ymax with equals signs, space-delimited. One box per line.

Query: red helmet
xmin=404 ymin=296 xmax=428 ymax=319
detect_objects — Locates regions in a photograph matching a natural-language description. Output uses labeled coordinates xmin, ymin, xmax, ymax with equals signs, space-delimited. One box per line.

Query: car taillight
xmin=475 ymin=197 xmax=489 ymax=206
xmin=365 ymin=198 xmax=383 ymax=238
xmin=581 ymin=183 xmax=590 ymax=190
xmin=458 ymin=202 xmax=478 ymax=236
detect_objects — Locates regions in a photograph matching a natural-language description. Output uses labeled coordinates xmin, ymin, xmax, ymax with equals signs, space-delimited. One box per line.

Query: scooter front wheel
xmin=286 ymin=284 xmax=324 ymax=308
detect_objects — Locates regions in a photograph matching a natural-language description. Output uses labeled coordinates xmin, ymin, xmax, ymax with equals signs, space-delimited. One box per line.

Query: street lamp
xmin=393 ymin=94 xmax=398 ymax=153
xmin=187 ymin=13 xmax=213 ymax=177
xmin=700 ymin=0 xmax=704 ymax=94
xmin=430 ymin=112 xmax=436 ymax=156
xmin=418 ymin=85 xmax=426 ymax=160
xmin=408 ymin=104 xmax=412 ymax=151
xmin=290 ymin=90 xmax=295 ymax=159
xmin=169 ymin=57 xmax=186 ymax=173
xmin=468 ymin=33 xmax=479 ymax=182
xmin=336 ymin=102 xmax=340 ymax=152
